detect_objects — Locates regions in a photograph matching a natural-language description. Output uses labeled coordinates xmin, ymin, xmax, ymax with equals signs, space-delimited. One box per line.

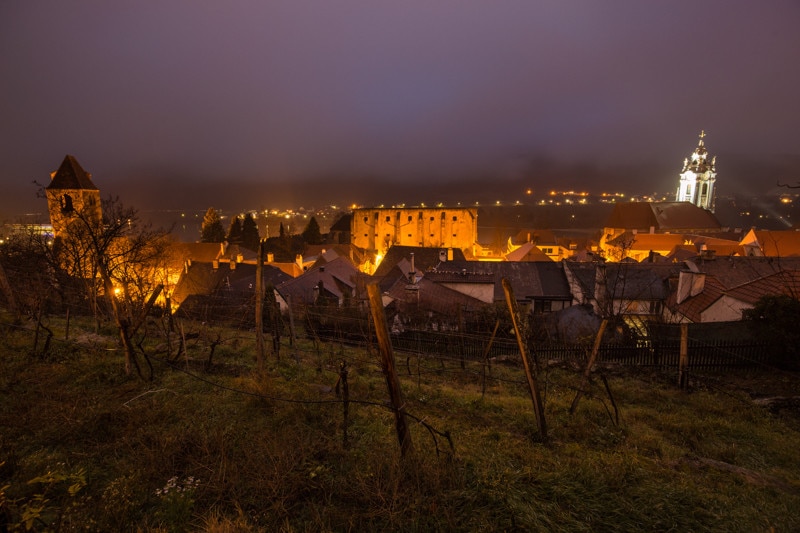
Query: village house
xmin=172 ymin=260 xmax=291 ymax=321
xmin=664 ymin=256 xmax=800 ymax=323
xmin=739 ymin=228 xmax=800 ymax=257
xmin=600 ymin=202 xmax=723 ymax=260
xmin=506 ymin=229 xmax=598 ymax=262
xmin=603 ymin=232 xmax=745 ymax=263
xmin=425 ymin=260 xmax=573 ymax=313
xmin=274 ymin=256 xmax=366 ymax=310
xmin=563 ymin=261 xmax=682 ymax=333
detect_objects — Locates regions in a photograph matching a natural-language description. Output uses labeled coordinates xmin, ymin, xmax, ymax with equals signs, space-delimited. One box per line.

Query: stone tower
xmin=675 ymin=131 xmax=717 ymax=212
xmin=46 ymin=155 xmax=102 ymax=239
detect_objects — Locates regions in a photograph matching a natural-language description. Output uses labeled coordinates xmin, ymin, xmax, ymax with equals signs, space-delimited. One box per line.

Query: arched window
xmin=60 ymin=194 xmax=74 ymax=213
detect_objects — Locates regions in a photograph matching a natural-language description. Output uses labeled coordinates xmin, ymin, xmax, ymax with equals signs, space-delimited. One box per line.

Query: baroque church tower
xmin=46 ymin=155 xmax=102 ymax=239
xmin=675 ymin=131 xmax=717 ymax=212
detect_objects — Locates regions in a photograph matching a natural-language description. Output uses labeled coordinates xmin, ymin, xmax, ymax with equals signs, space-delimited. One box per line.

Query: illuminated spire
xmin=675 ymin=131 xmax=717 ymax=212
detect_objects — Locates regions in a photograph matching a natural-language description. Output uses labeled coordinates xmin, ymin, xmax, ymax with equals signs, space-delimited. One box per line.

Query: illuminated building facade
xmin=351 ymin=207 xmax=478 ymax=256
xmin=46 ymin=155 xmax=102 ymax=238
xmin=675 ymin=131 xmax=717 ymax=212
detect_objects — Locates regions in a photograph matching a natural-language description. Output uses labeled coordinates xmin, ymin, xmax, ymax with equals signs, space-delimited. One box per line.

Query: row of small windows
xmin=371 ymin=213 xmax=460 ymax=223
xmin=363 ymin=232 xmax=458 ymax=238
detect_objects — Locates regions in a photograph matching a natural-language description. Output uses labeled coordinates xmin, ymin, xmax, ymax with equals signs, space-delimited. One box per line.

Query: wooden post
xmin=367 ymin=283 xmax=414 ymax=457
xmin=255 ymin=240 xmax=266 ymax=371
xmin=481 ymin=319 xmax=500 ymax=399
xmin=339 ymin=360 xmax=349 ymax=448
xmin=65 ymin=307 xmax=71 ymax=341
xmin=678 ymin=322 xmax=689 ymax=389
xmin=501 ymin=278 xmax=547 ymax=441
xmin=570 ymin=319 xmax=608 ymax=414
xmin=287 ymin=294 xmax=296 ymax=347
xmin=458 ymin=305 xmax=466 ymax=369
xmin=180 ymin=321 xmax=189 ymax=368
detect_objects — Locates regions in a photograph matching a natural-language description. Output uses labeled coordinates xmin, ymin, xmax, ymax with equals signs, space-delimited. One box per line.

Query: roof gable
xmin=47 ymin=155 xmax=99 ymax=191
xmin=605 ymin=202 xmax=720 ymax=231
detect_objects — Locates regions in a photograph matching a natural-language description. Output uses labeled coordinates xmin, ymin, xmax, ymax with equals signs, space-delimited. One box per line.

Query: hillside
xmin=1 ymin=316 xmax=799 ymax=532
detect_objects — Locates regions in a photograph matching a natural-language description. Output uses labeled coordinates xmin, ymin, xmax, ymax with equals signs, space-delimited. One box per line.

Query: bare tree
xmin=54 ymin=196 xmax=170 ymax=377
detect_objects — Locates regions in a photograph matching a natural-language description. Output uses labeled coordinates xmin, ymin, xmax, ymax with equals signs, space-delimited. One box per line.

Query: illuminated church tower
xmin=46 ymin=155 xmax=102 ymax=239
xmin=675 ymin=131 xmax=717 ymax=212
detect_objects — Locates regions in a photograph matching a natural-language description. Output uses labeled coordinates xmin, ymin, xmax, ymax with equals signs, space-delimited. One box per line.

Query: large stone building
xmin=351 ymin=207 xmax=478 ymax=257
xmin=675 ymin=130 xmax=717 ymax=212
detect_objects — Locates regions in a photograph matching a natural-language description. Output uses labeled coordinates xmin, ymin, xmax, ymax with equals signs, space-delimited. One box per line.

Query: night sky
xmin=2 ymin=1 xmax=799 ymax=218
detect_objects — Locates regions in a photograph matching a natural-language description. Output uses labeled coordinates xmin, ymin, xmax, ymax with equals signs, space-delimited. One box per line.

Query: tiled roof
xmin=384 ymin=276 xmax=487 ymax=316
xmin=436 ymin=260 xmax=572 ymax=300
xmin=666 ymin=268 xmax=800 ymax=322
xmin=170 ymin=242 xmax=224 ymax=264
xmin=329 ymin=213 xmax=352 ymax=232
xmin=47 ymin=155 xmax=99 ymax=190
xmin=687 ymin=256 xmax=800 ymax=290
xmin=605 ymin=202 xmax=720 ymax=231
xmin=172 ymin=262 xmax=288 ymax=308
xmin=504 ymin=242 xmax=553 ymax=262
xmin=276 ymin=256 xmax=361 ymax=305
xmin=566 ymin=262 xmax=680 ymax=301
xmin=725 ymin=270 xmax=800 ymax=304
xmin=665 ymin=275 xmax=726 ymax=323
xmin=751 ymin=230 xmax=800 ymax=257
xmin=373 ymin=245 xmax=466 ymax=278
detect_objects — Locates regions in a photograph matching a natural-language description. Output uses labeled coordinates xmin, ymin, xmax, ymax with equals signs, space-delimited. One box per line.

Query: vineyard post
xmin=481 ymin=319 xmax=500 ymax=398
xmin=502 ymin=278 xmax=547 ymax=441
xmin=339 ymin=360 xmax=349 ymax=448
xmin=286 ymin=294 xmax=296 ymax=347
xmin=255 ymin=239 xmax=266 ymax=371
xmin=678 ymin=323 xmax=689 ymax=389
xmin=570 ymin=318 xmax=608 ymax=414
xmin=367 ymin=283 xmax=414 ymax=457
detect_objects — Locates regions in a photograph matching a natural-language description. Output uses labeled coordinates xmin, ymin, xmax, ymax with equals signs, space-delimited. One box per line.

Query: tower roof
xmin=682 ymin=131 xmax=715 ymax=173
xmin=47 ymin=155 xmax=99 ymax=190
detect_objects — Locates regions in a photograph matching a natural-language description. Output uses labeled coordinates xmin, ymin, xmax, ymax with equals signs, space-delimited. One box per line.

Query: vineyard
xmin=1 ymin=298 xmax=799 ymax=531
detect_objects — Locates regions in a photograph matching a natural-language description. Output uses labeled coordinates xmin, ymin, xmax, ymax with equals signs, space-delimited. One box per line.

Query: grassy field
xmin=1 ymin=316 xmax=799 ymax=532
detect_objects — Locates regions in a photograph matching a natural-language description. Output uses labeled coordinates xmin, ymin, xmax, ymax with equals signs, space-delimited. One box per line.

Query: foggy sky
xmin=2 ymin=1 xmax=799 ymax=217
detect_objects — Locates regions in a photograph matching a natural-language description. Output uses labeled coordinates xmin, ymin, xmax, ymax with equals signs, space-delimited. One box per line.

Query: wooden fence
xmin=391 ymin=330 xmax=774 ymax=371
xmin=534 ymin=339 xmax=772 ymax=370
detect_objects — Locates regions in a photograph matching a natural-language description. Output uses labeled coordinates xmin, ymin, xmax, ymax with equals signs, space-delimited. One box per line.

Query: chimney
xmin=447 ymin=248 xmax=454 ymax=261
xmin=267 ymin=252 xmax=274 ymax=263
xmin=649 ymin=226 xmax=655 ymax=234
xmin=676 ymin=262 xmax=705 ymax=304
xmin=409 ymin=253 xmax=415 ymax=283
xmin=296 ymin=254 xmax=303 ymax=268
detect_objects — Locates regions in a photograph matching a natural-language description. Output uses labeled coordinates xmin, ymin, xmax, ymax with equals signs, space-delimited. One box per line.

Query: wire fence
xmin=0 ymin=280 xmax=787 ymax=375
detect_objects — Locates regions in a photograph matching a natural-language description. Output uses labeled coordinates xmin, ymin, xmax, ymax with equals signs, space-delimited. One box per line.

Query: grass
xmin=1 ymin=314 xmax=799 ymax=531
